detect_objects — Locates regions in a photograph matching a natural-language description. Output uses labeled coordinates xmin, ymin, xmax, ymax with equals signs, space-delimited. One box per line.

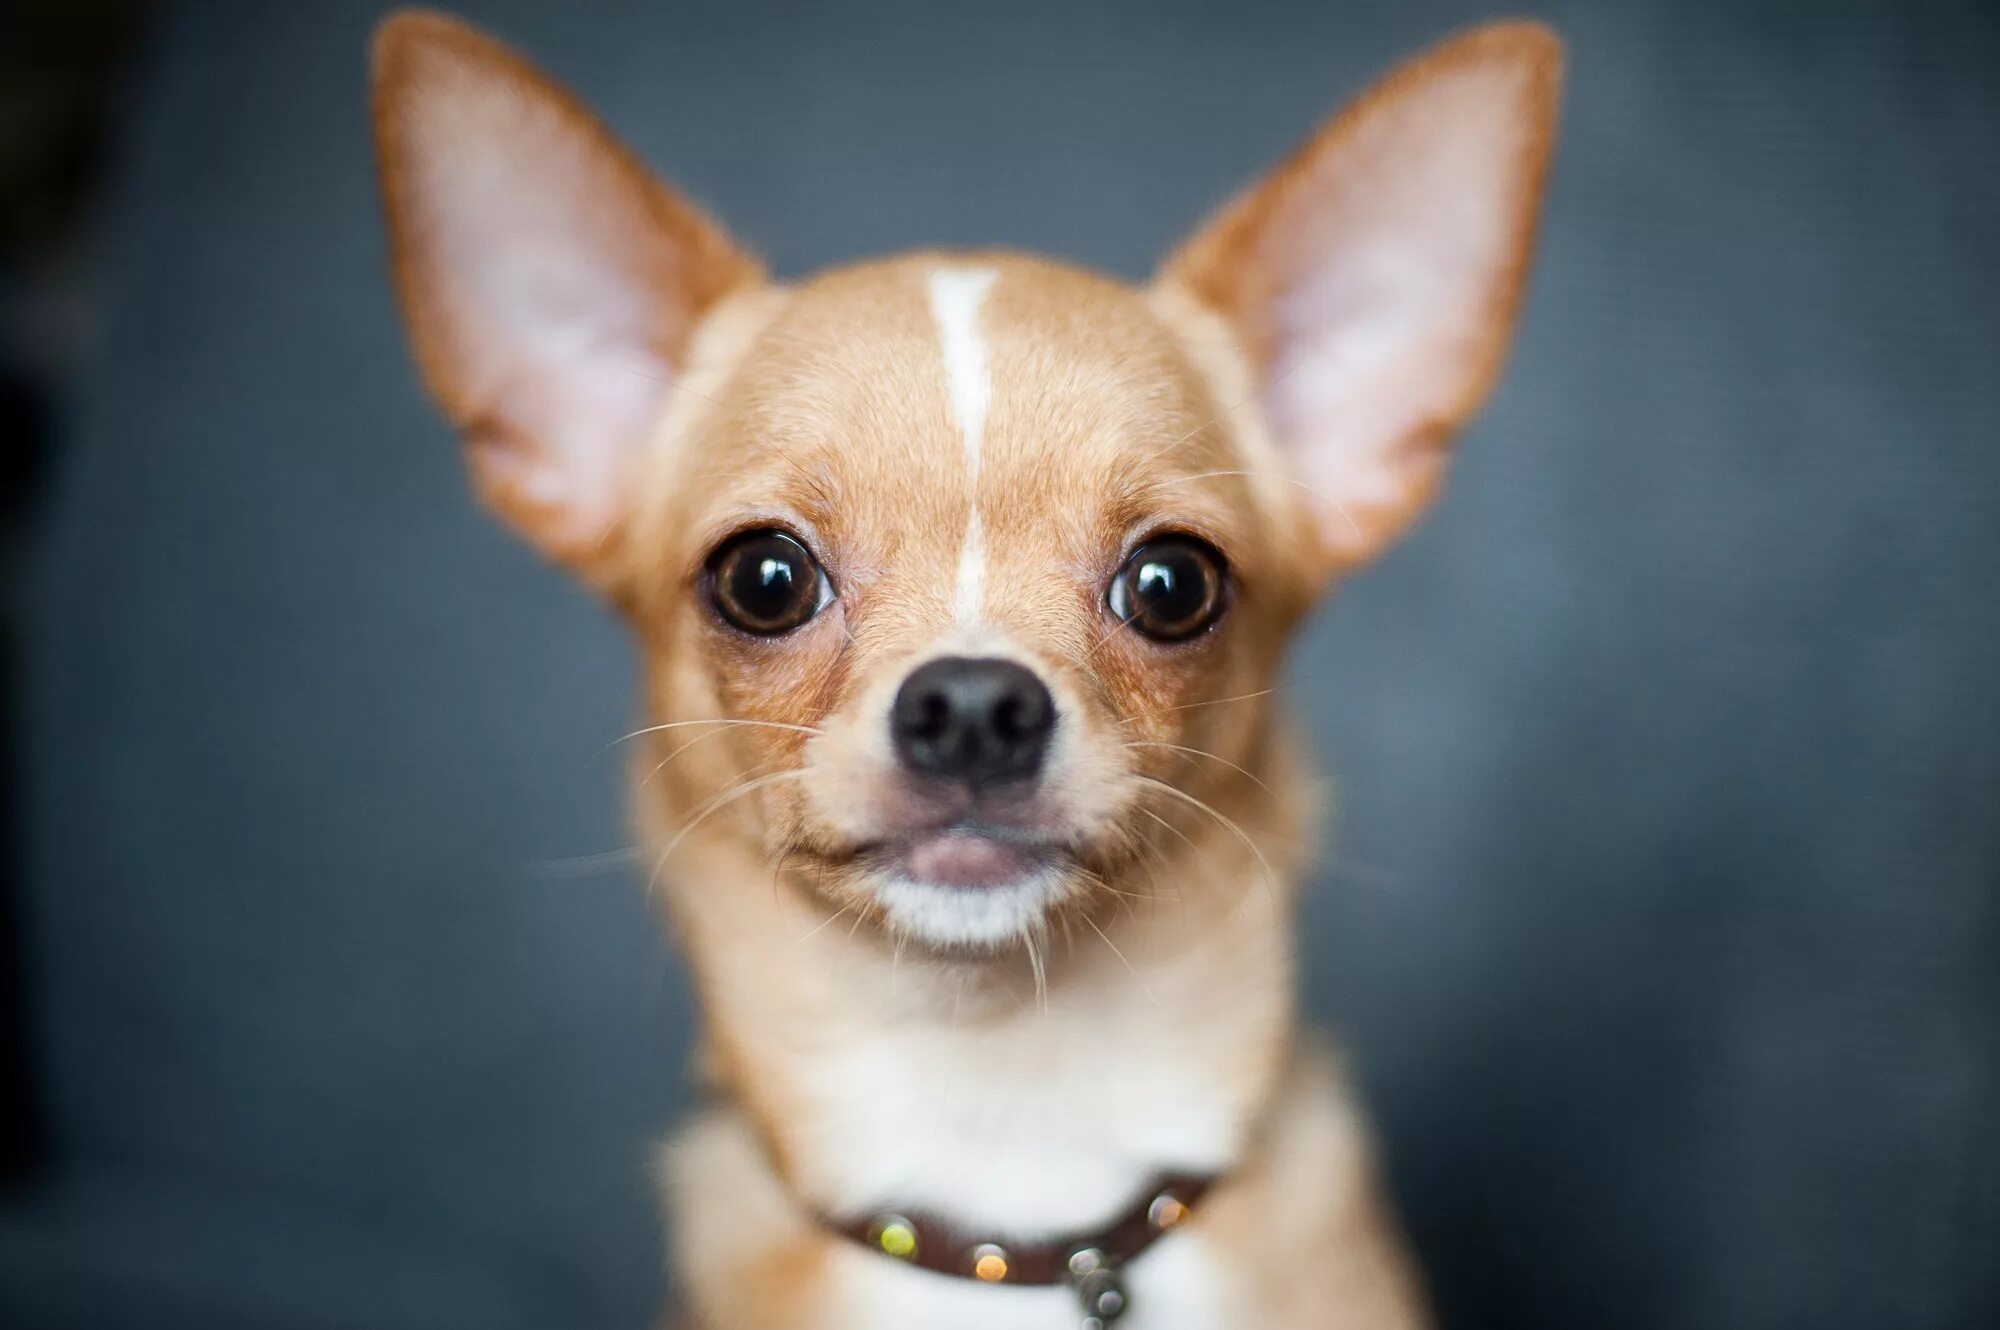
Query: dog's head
xmin=372 ymin=13 xmax=1559 ymax=951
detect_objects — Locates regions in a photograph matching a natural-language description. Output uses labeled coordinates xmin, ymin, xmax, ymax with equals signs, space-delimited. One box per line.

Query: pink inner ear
xmin=467 ymin=339 xmax=670 ymax=553
xmin=1162 ymin=24 xmax=1560 ymax=571
xmin=375 ymin=13 xmax=758 ymax=575
xmin=401 ymin=79 xmax=682 ymax=534
xmin=1267 ymin=56 xmax=1547 ymax=557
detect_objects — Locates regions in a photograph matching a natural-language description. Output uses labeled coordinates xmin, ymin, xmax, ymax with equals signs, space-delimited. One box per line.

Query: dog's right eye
xmin=1108 ymin=534 xmax=1228 ymax=642
xmin=705 ymin=530 xmax=833 ymax=635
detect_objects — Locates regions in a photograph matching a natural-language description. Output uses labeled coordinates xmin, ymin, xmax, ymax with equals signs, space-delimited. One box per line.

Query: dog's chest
xmin=784 ymin=986 xmax=1260 ymax=1236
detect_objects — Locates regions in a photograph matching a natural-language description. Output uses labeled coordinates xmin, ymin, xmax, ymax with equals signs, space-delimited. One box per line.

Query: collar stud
xmin=869 ymin=1214 xmax=919 ymax=1261
xmin=1075 ymin=1265 xmax=1129 ymax=1326
xmin=1147 ymin=1189 xmax=1191 ymax=1230
xmin=1066 ymin=1245 xmax=1108 ymax=1278
xmin=970 ymin=1242 xmax=1010 ymax=1282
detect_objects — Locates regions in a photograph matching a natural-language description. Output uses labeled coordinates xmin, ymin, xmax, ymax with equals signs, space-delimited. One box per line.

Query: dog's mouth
xmin=797 ymin=820 xmax=1089 ymax=948
xmin=860 ymin=824 xmax=1068 ymax=891
xmin=856 ymin=827 xmax=1078 ymax=948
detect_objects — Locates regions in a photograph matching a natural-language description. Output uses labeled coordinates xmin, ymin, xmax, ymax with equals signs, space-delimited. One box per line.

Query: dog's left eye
xmin=1108 ymin=535 xmax=1227 ymax=642
xmin=705 ymin=530 xmax=833 ymax=635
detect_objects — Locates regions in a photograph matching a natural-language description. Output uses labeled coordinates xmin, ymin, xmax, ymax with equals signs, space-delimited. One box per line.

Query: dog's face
xmin=622 ymin=257 xmax=1308 ymax=947
xmin=373 ymin=13 xmax=1559 ymax=950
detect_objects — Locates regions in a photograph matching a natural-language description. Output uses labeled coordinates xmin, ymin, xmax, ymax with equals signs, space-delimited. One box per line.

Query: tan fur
xmin=371 ymin=12 xmax=1562 ymax=1328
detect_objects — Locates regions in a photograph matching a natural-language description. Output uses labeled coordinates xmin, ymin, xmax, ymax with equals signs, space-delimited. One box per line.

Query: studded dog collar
xmin=836 ymin=1173 xmax=1214 ymax=1327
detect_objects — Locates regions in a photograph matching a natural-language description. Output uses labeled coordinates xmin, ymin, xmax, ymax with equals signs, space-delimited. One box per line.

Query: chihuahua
xmin=372 ymin=11 xmax=1559 ymax=1328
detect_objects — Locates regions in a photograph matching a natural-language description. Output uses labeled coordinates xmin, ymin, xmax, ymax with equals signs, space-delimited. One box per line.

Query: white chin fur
xmin=873 ymin=868 xmax=1068 ymax=948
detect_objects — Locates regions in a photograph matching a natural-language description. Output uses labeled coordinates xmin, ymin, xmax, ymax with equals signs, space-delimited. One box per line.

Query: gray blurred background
xmin=0 ymin=0 xmax=1995 ymax=1327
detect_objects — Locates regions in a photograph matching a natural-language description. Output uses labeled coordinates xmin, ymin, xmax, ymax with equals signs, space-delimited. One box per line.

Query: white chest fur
xmin=784 ymin=977 xmax=1256 ymax=1234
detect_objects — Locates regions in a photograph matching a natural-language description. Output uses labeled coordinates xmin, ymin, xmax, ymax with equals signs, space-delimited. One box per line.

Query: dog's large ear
xmin=371 ymin=11 xmax=759 ymax=582
xmin=1158 ymin=22 xmax=1561 ymax=578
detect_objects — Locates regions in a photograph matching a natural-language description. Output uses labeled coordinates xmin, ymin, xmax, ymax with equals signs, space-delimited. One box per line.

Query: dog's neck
xmin=658 ymin=763 xmax=1307 ymax=1237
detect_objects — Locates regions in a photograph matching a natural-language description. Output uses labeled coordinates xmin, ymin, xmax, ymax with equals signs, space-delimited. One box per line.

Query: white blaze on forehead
xmin=926 ymin=266 xmax=998 ymax=622
xmin=954 ymin=510 xmax=987 ymax=623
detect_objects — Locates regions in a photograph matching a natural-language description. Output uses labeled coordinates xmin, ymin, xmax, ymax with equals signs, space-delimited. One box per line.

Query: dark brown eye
xmin=1108 ymin=536 xmax=1227 ymax=642
xmin=705 ymin=530 xmax=832 ymax=635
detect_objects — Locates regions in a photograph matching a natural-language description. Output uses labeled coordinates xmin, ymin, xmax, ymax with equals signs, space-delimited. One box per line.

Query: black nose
xmin=891 ymin=656 xmax=1055 ymax=786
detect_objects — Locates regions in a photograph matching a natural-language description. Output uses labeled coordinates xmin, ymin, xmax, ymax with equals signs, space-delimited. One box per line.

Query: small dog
xmin=372 ymin=11 xmax=1560 ymax=1328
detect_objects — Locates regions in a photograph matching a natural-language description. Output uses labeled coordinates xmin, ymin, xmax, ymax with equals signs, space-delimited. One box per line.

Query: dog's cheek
xmin=1064 ymin=744 xmax=1143 ymax=846
xmin=794 ymin=731 xmax=884 ymax=845
xmin=1098 ymin=634 xmax=1234 ymax=752
xmin=790 ymin=665 xmax=909 ymax=846
xmin=636 ymin=627 xmax=736 ymax=814
xmin=630 ymin=612 xmax=851 ymax=840
xmin=705 ymin=607 xmax=850 ymax=723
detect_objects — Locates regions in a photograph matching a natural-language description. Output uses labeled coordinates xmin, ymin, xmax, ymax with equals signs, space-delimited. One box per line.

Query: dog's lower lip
xmin=872 ymin=830 xmax=1058 ymax=890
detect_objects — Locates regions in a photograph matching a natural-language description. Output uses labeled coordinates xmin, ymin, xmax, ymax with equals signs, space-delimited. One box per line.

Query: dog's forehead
xmin=714 ymin=254 xmax=1240 ymax=568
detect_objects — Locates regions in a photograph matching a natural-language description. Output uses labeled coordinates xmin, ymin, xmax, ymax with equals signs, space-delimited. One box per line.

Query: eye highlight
xmin=1108 ymin=535 xmax=1228 ymax=642
xmin=705 ymin=529 xmax=833 ymax=635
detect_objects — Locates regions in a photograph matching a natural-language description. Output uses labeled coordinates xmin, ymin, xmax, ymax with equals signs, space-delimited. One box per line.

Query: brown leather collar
xmin=834 ymin=1172 xmax=1213 ymax=1319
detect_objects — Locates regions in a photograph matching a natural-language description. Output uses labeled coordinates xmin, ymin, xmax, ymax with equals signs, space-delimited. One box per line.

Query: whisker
xmin=1145 ymin=469 xmax=1361 ymax=540
xmin=1081 ymin=912 xmax=1157 ymax=1007
xmin=1086 ymin=597 xmax=1152 ymax=659
xmin=645 ymin=767 xmax=806 ymax=899
xmin=1092 ymin=875 xmax=1147 ymax=905
xmin=1131 ymin=809 xmax=1194 ymax=925
xmin=608 ymin=717 xmax=824 ymax=752
xmin=1138 ymin=804 xmax=1202 ymax=858
xmin=793 ymin=901 xmax=857 ymax=946
xmin=767 ymin=844 xmax=797 ymax=904
xmin=526 ymin=845 xmax=644 ymax=878
xmin=1128 ymin=688 xmax=1275 ymax=723
xmin=1132 ymin=775 xmax=1280 ymax=906
xmin=639 ymin=724 xmax=741 ymax=791
xmin=1024 ymin=928 xmax=1049 ymax=1015
xmin=1127 ymin=833 xmax=1172 ymax=888
xmin=1124 ymin=740 xmax=1272 ymax=794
